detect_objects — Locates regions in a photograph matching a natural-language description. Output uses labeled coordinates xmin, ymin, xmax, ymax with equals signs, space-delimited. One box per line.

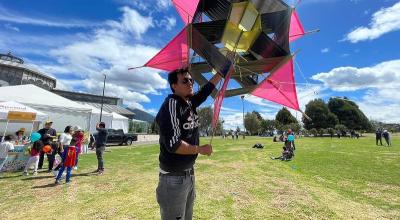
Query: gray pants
xmin=96 ymin=146 xmax=105 ymax=170
xmin=156 ymin=173 xmax=196 ymax=220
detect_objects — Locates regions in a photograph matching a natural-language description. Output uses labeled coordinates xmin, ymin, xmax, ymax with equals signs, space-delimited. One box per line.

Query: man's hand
xmin=197 ymin=144 xmax=213 ymax=156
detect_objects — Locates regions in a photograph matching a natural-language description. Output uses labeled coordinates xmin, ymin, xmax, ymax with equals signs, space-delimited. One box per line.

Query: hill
xmin=128 ymin=108 xmax=155 ymax=123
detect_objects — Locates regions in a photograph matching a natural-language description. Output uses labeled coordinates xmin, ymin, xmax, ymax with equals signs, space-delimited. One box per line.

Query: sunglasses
xmin=181 ymin=77 xmax=194 ymax=85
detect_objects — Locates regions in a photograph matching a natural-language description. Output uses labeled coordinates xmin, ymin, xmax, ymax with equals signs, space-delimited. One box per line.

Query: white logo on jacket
xmin=183 ymin=113 xmax=199 ymax=130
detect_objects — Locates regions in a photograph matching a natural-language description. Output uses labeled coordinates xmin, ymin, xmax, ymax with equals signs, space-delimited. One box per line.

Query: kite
xmin=130 ymin=0 xmax=315 ymax=131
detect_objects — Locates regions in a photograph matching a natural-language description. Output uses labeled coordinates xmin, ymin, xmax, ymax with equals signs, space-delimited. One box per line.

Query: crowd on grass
xmin=0 ymin=121 xmax=108 ymax=184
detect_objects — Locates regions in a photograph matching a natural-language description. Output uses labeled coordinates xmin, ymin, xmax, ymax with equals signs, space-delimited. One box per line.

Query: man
xmin=156 ymin=68 xmax=222 ymax=220
xmin=92 ymin=122 xmax=108 ymax=175
xmin=382 ymin=130 xmax=391 ymax=146
xmin=376 ymin=128 xmax=383 ymax=146
xmin=38 ymin=121 xmax=57 ymax=171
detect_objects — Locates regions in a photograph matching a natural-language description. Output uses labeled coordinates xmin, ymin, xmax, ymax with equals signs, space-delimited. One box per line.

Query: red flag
xmin=289 ymin=10 xmax=305 ymax=42
xmin=212 ymin=68 xmax=234 ymax=129
xmin=252 ymin=58 xmax=300 ymax=110
xmin=144 ymin=26 xmax=189 ymax=71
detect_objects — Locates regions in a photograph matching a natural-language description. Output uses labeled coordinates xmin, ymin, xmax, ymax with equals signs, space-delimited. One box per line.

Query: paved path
xmin=84 ymin=140 xmax=158 ymax=154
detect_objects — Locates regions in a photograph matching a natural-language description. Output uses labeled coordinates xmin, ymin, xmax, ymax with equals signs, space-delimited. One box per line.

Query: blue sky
xmin=0 ymin=0 xmax=399 ymax=128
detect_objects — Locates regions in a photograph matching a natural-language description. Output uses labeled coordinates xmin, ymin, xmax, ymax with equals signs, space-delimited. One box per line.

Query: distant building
xmin=0 ymin=52 xmax=135 ymax=118
xmin=0 ymin=52 xmax=56 ymax=90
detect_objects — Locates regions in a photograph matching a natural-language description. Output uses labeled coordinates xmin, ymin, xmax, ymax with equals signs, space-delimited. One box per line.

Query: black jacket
xmin=156 ymin=82 xmax=215 ymax=172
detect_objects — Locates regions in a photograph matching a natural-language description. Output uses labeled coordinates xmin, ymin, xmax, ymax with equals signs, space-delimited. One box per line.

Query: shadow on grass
xmin=32 ymin=183 xmax=58 ymax=189
xmin=0 ymin=174 xmax=22 ymax=179
xmin=31 ymin=172 xmax=97 ymax=189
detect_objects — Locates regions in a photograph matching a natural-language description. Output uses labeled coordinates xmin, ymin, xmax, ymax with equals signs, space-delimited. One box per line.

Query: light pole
xmin=241 ymin=95 xmax=245 ymax=133
xmin=100 ymin=74 xmax=106 ymax=122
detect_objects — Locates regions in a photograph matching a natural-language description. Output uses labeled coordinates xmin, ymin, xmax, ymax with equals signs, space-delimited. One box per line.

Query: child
xmin=0 ymin=135 xmax=15 ymax=173
xmin=72 ymin=126 xmax=84 ymax=170
xmin=55 ymin=138 xmax=77 ymax=184
xmin=23 ymin=140 xmax=43 ymax=175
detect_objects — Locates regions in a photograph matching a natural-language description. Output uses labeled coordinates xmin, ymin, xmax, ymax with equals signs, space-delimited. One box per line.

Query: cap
xmin=18 ymin=128 xmax=26 ymax=132
xmin=45 ymin=120 xmax=53 ymax=125
xmin=73 ymin=126 xmax=82 ymax=131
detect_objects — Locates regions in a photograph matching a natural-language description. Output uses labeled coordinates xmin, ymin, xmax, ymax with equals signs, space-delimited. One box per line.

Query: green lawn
xmin=1 ymin=136 xmax=399 ymax=219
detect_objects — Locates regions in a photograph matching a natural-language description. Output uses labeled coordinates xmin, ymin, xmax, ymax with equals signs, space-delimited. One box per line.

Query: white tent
xmin=111 ymin=112 xmax=129 ymax=133
xmin=0 ymin=101 xmax=48 ymax=136
xmin=0 ymin=85 xmax=92 ymax=132
xmin=80 ymin=103 xmax=113 ymax=133
xmin=0 ymin=101 xmax=48 ymax=121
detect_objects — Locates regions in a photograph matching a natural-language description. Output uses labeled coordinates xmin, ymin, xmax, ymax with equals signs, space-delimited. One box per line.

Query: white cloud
xmin=311 ymin=59 xmax=400 ymax=123
xmin=358 ymin=89 xmax=400 ymax=123
xmin=344 ymin=1 xmax=400 ymax=43
xmin=0 ymin=5 xmax=99 ymax=28
xmin=156 ymin=16 xmax=177 ymax=31
xmin=4 ymin=23 xmax=19 ymax=32
xmin=157 ymin=0 xmax=172 ymax=10
xmin=311 ymin=59 xmax=400 ymax=91
xmin=321 ymin=48 xmax=330 ymax=53
xmin=106 ymin=7 xmax=153 ymax=39
xmin=114 ymin=0 xmax=172 ymax=12
xmin=19 ymin=7 xmax=168 ymax=109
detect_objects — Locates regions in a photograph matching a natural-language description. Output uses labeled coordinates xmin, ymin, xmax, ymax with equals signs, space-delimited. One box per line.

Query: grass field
xmin=0 ymin=136 xmax=399 ymax=219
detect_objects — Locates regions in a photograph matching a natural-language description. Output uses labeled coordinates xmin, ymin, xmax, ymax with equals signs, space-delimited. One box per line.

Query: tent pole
xmin=2 ymin=120 xmax=9 ymax=142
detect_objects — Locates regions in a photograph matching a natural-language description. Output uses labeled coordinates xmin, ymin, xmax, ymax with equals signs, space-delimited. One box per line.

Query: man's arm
xmin=175 ymin=141 xmax=213 ymax=156
xmin=191 ymin=72 xmax=223 ymax=108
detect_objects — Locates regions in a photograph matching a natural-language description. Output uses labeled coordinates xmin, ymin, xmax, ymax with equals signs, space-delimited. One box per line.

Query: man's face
xmin=45 ymin=123 xmax=52 ymax=129
xmin=172 ymin=72 xmax=194 ymax=98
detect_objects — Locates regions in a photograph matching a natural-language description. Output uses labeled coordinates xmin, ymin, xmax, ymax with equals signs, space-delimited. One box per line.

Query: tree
xmin=328 ymin=97 xmax=372 ymax=131
xmin=303 ymin=99 xmax=338 ymax=130
xmin=252 ymin=111 xmax=263 ymax=121
xmin=335 ymin=124 xmax=347 ymax=133
xmin=197 ymin=106 xmax=213 ymax=135
xmin=275 ymin=107 xmax=298 ymax=131
xmin=309 ymin=128 xmax=318 ymax=137
xmin=215 ymin=119 xmax=224 ymax=135
xmin=150 ymin=120 xmax=159 ymax=134
xmin=260 ymin=119 xmax=275 ymax=133
xmin=244 ymin=112 xmax=261 ymax=135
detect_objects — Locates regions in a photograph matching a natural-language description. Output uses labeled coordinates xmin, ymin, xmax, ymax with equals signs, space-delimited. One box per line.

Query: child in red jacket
xmin=55 ymin=138 xmax=77 ymax=184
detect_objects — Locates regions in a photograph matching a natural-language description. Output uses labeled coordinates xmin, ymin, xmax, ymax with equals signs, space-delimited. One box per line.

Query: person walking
xmin=37 ymin=121 xmax=57 ymax=171
xmin=376 ymin=128 xmax=383 ymax=146
xmin=382 ymin=130 xmax=391 ymax=146
xmin=91 ymin=122 xmax=108 ymax=175
xmin=155 ymin=68 xmax=222 ymax=220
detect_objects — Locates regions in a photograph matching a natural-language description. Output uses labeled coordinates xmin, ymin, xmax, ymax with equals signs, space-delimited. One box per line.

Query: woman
xmin=72 ymin=126 xmax=84 ymax=170
xmin=15 ymin=128 xmax=27 ymax=145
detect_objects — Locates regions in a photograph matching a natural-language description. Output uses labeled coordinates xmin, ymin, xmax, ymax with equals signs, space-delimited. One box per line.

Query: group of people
xmin=376 ymin=128 xmax=392 ymax=146
xmin=271 ymin=129 xmax=296 ymax=161
xmin=0 ymin=120 xmax=109 ymax=184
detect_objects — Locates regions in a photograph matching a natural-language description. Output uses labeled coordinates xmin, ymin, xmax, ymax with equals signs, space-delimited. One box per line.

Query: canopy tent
xmin=0 ymin=101 xmax=48 ymax=122
xmin=0 ymin=101 xmax=48 ymax=138
xmin=111 ymin=112 xmax=129 ymax=133
xmin=80 ymin=103 xmax=113 ymax=133
xmin=0 ymin=84 xmax=92 ymax=132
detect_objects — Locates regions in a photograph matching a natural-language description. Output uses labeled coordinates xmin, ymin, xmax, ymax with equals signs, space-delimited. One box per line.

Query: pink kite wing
xmin=252 ymin=58 xmax=300 ymax=110
xmin=212 ymin=67 xmax=234 ymax=129
xmin=144 ymin=27 xmax=189 ymax=71
xmin=289 ymin=10 xmax=305 ymax=43
xmin=172 ymin=0 xmax=200 ymax=25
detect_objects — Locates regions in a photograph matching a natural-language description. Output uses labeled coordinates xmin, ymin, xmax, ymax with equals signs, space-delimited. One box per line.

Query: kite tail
xmin=300 ymin=110 xmax=311 ymax=121
xmin=128 ymin=66 xmax=144 ymax=70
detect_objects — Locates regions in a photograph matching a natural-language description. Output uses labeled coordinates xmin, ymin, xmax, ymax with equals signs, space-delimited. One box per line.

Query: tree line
xmin=151 ymin=97 xmax=377 ymax=136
